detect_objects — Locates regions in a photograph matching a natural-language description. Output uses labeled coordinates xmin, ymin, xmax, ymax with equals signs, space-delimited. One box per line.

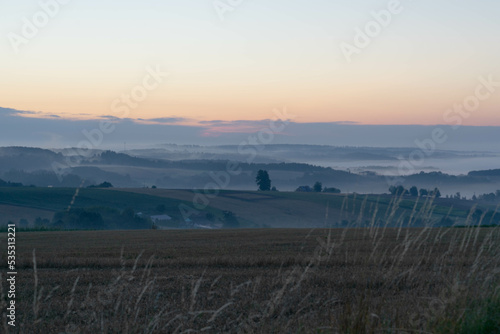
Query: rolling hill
xmin=0 ymin=187 xmax=493 ymax=229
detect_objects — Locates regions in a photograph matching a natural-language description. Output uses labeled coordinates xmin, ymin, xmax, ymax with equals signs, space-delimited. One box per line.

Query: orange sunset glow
xmin=1 ymin=1 xmax=499 ymax=126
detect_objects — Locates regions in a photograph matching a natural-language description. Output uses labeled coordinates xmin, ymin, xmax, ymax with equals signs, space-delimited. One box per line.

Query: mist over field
xmin=1 ymin=144 xmax=500 ymax=199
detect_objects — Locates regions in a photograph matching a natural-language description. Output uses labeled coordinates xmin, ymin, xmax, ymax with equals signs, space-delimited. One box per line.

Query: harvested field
xmin=1 ymin=227 xmax=499 ymax=333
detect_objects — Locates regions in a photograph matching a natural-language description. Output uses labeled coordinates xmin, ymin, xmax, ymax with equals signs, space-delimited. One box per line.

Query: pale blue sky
xmin=1 ymin=0 xmax=499 ymax=125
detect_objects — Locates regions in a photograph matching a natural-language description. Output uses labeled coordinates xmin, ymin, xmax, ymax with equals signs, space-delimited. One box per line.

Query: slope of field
xmin=0 ymin=187 xmax=487 ymax=228
xmin=115 ymin=188 xmax=343 ymax=228
xmin=117 ymin=188 xmax=477 ymax=228
xmin=0 ymin=204 xmax=53 ymax=225
xmin=0 ymin=187 xmax=189 ymax=212
xmin=0 ymin=187 xmax=219 ymax=225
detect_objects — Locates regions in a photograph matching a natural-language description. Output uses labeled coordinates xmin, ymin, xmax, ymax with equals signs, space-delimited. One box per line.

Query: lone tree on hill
xmin=255 ymin=170 xmax=271 ymax=191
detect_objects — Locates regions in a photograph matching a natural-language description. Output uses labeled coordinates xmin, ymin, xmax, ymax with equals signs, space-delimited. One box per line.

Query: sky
xmin=1 ymin=0 xmax=500 ymax=128
xmin=2 ymin=107 xmax=500 ymax=152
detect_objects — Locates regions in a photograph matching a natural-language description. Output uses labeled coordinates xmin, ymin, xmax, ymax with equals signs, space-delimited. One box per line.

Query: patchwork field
xmin=0 ymin=187 xmax=492 ymax=229
xmin=116 ymin=188 xmax=482 ymax=228
xmin=0 ymin=204 xmax=53 ymax=226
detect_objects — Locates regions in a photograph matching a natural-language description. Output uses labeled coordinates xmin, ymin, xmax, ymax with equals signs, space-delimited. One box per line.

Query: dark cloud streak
xmin=1 ymin=107 xmax=499 ymax=152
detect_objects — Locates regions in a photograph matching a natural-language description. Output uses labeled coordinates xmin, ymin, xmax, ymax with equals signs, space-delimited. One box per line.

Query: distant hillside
xmin=0 ymin=146 xmax=500 ymax=197
xmin=469 ymin=169 xmax=500 ymax=177
xmin=0 ymin=146 xmax=65 ymax=172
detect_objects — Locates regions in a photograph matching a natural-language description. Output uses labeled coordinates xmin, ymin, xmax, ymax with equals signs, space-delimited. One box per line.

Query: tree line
xmin=256 ymin=170 xmax=342 ymax=193
xmin=389 ymin=185 xmax=441 ymax=198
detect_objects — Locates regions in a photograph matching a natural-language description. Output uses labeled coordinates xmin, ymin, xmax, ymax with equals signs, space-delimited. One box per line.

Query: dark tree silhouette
xmin=430 ymin=188 xmax=441 ymax=198
xmin=471 ymin=208 xmax=483 ymax=224
xmin=313 ymin=181 xmax=322 ymax=192
xmin=156 ymin=204 xmax=166 ymax=213
xmin=222 ymin=210 xmax=239 ymax=228
xmin=88 ymin=181 xmax=113 ymax=188
xmin=389 ymin=185 xmax=408 ymax=196
xmin=255 ymin=170 xmax=271 ymax=191
xmin=409 ymin=186 xmax=419 ymax=197
xmin=323 ymin=187 xmax=341 ymax=193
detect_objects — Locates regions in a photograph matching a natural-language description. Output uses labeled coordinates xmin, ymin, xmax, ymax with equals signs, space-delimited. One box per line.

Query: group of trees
xmin=256 ymin=171 xmax=343 ymax=194
xmin=0 ymin=177 xmax=116 ymax=189
xmin=387 ymin=187 xmax=500 ymax=203
xmin=469 ymin=207 xmax=500 ymax=225
xmin=87 ymin=181 xmax=114 ymax=188
xmin=296 ymin=182 xmax=341 ymax=193
xmin=474 ymin=190 xmax=500 ymax=202
xmin=389 ymin=185 xmax=441 ymax=198
xmin=204 ymin=211 xmax=239 ymax=228
xmin=0 ymin=178 xmax=24 ymax=187
xmin=388 ymin=187 xmax=500 ymax=203
xmin=450 ymin=192 xmax=466 ymax=200
xmin=2 ymin=170 xmax=87 ymax=188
